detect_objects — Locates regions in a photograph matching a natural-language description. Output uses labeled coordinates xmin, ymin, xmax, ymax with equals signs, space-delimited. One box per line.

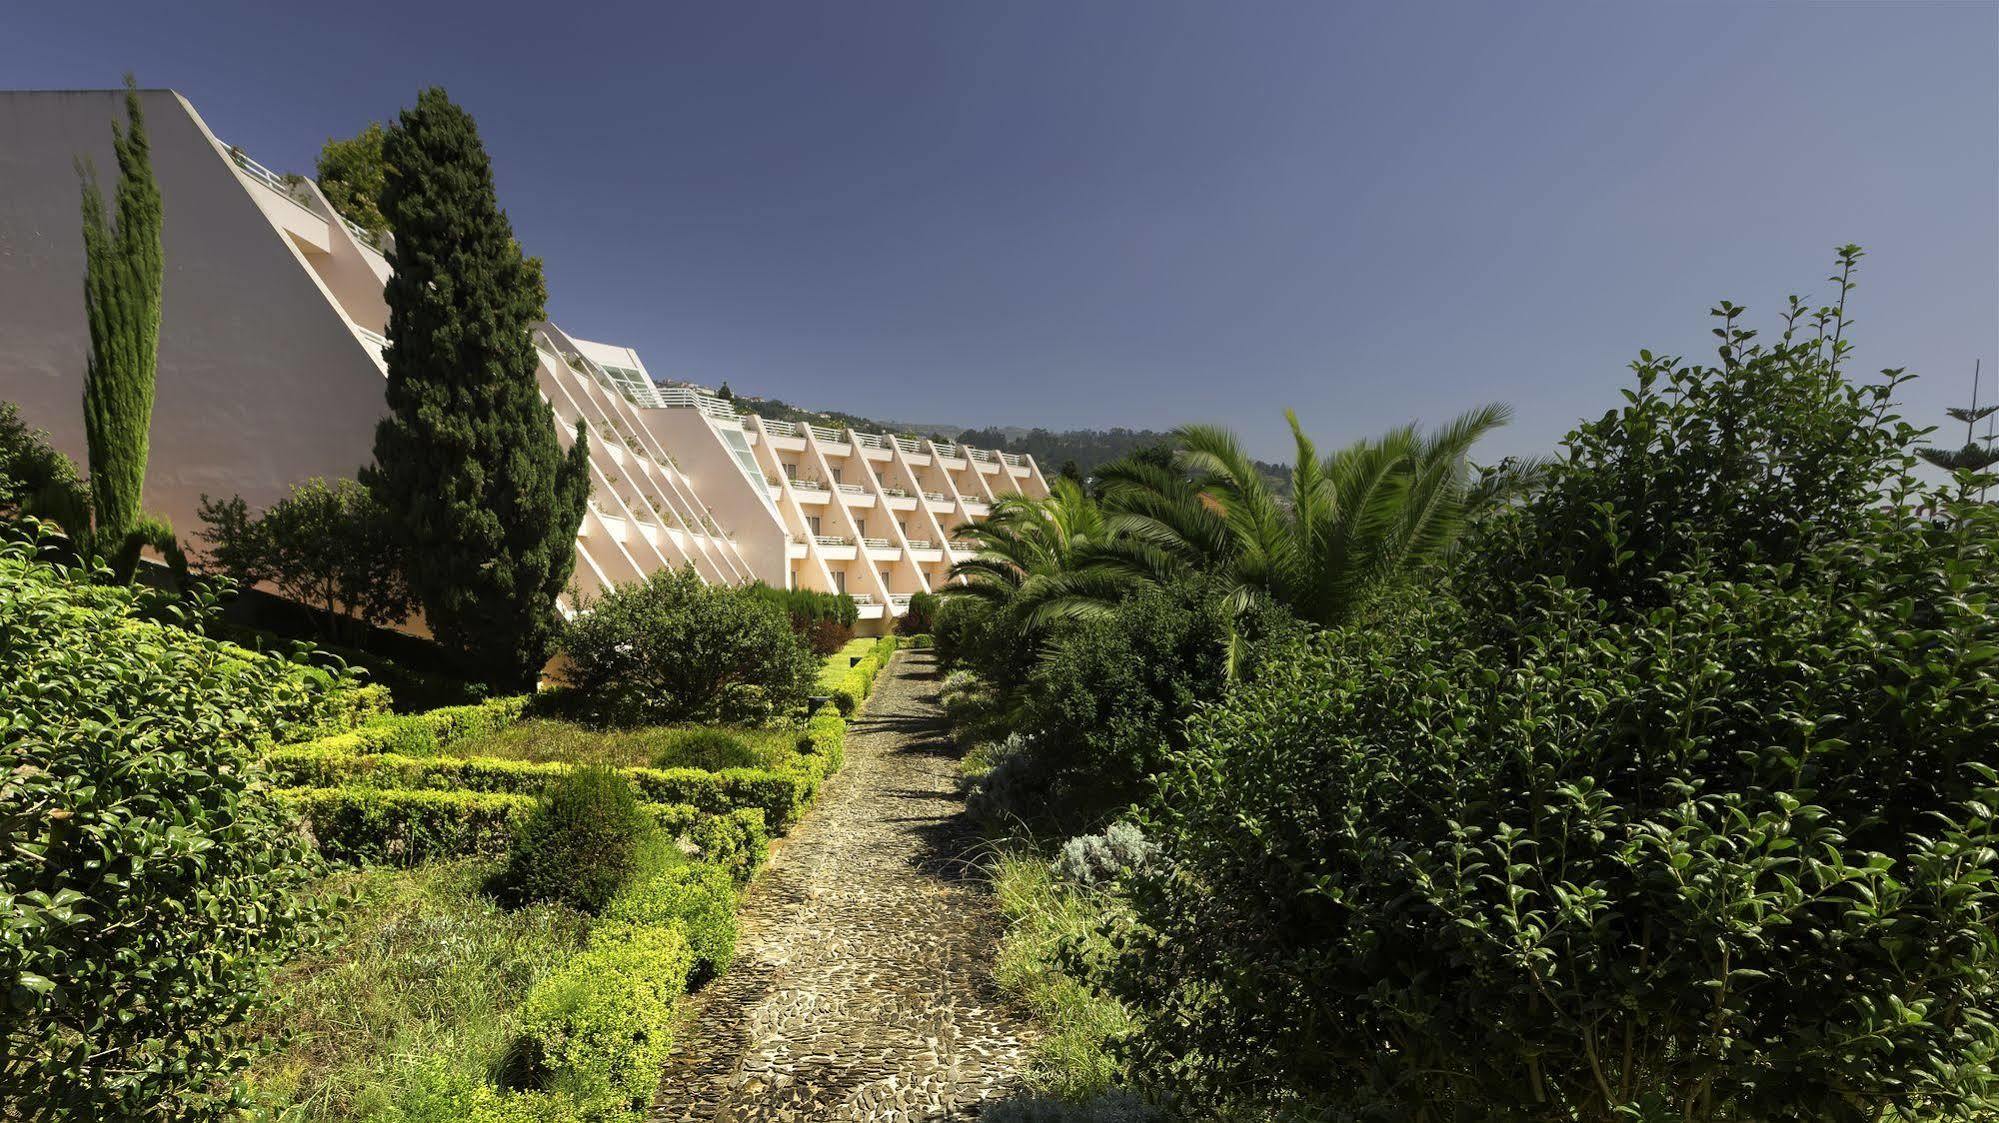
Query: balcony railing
xmin=835 ymin=483 xmax=867 ymax=495
xmin=922 ymin=490 xmax=949 ymax=502
xmin=860 ymin=536 xmax=893 ymax=550
xmin=814 ymin=534 xmax=852 ymax=547
xmin=895 ymin=437 xmax=925 ymax=453
xmin=880 ymin=486 xmax=910 ymax=498
xmin=760 ymin=418 xmax=801 ymax=437
xmin=905 ymin=538 xmax=933 ymax=550
xmin=889 ymin=593 xmax=913 ymax=607
xmin=224 ymin=144 xmax=320 ymax=217
xmin=855 ymin=433 xmax=889 ymax=450
xmin=948 ymin=539 xmax=980 ymax=551
xmin=967 ymin=447 xmax=999 ymax=463
xmin=851 ymin=593 xmax=876 ymax=605
xmin=788 ymin=477 xmax=826 ymax=491
xmin=353 ymin=325 xmax=388 ymax=351
xmin=807 ymin=424 xmax=845 ymax=443
xmin=1002 ymin=452 xmax=1028 ymax=467
xmin=658 ymin=387 xmax=742 ymax=421
xmin=932 ymin=442 xmax=962 ymax=458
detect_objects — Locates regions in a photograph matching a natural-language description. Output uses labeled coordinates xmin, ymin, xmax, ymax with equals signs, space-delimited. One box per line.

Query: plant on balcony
xmin=560 ymin=567 xmax=817 ymax=726
xmin=76 ymin=76 xmax=177 ymax=581
xmin=314 ymin=121 xmax=388 ymax=242
xmin=366 ymin=88 xmax=590 ymax=690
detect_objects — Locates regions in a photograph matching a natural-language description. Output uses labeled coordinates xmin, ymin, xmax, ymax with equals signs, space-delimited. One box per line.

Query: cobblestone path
xmin=652 ymin=650 xmax=1035 ymax=1121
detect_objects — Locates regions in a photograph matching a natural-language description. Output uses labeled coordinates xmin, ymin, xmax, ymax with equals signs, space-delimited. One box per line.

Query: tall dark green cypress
xmin=364 ymin=88 xmax=589 ymax=687
xmin=78 ymin=76 xmax=163 ymax=558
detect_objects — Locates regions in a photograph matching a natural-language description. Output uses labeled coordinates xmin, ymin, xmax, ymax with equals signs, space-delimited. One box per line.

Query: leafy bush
xmin=800 ymin=705 xmax=847 ymax=772
xmin=495 ymin=767 xmax=652 ymax=913
xmin=649 ymin=728 xmax=758 ymax=771
xmin=562 ymin=567 xmax=816 ymax=726
xmin=0 ymin=401 xmax=88 ymax=532
xmin=1022 ymin=579 xmax=1251 ymax=818
xmin=602 ymin=840 xmax=739 ymax=983
xmin=197 ymin=477 xmax=411 ymax=646
xmin=0 ymin=539 xmax=346 ymax=1118
xmin=513 ymin=922 xmax=692 ymax=1114
xmin=1109 ymin=252 xmax=1999 ymax=1120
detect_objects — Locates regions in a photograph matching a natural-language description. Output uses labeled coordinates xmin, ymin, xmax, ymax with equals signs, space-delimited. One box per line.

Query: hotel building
xmin=0 ymin=89 xmax=1047 ymax=630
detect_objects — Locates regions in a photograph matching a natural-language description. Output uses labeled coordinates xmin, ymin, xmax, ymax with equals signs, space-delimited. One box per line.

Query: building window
xmin=832 ymin=570 xmax=845 ymax=594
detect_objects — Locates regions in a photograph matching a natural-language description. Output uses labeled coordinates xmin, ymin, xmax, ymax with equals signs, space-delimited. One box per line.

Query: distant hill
xmin=671 ymin=380 xmax=1288 ymax=492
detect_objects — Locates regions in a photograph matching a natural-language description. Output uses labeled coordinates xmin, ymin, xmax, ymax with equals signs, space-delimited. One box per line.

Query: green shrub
xmin=278 ymin=787 xmax=535 ymax=865
xmin=0 ymin=539 xmax=344 ymax=1117
xmin=899 ymin=590 xmax=940 ymax=634
xmin=603 ymin=841 xmax=739 ymax=983
xmin=649 ymin=727 xmax=758 ymax=771
xmin=800 ymin=706 xmax=847 ymax=772
xmin=690 ymin=809 xmax=771 ymax=883
xmin=561 ymin=567 xmax=817 ymax=726
xmin=1110 ymin=251 xmax=1999 ymax=1120
xmin=496 ymin=767 xmax=652 ymax=913
xmin=514 ymin=922 xmax=692 ymax=1114
xmin=817 ymin=635 xmax=899 ymax=716
xmin=747 ymin=582 xmax=858 ymax=655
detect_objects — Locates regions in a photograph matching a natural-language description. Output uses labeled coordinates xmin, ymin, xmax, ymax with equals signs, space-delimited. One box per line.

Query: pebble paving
xmin=651 ymin=650 xmax=1036 ymax=1121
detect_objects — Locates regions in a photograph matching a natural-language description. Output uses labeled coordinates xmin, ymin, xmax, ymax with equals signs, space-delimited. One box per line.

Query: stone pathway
xmin=652 ymin=650 xmax=1036 ymax=1121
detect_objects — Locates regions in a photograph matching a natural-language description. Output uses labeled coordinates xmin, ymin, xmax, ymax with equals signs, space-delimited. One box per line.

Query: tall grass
xmin=990 ymin=849 xmax=1135 ymax=1101
xmin=241 ymin=860 xmax=587 ymax=1121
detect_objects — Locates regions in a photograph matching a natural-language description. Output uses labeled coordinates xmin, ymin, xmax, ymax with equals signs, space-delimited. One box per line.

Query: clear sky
xmin=9 ymin=1 xmax=1996 ymax=461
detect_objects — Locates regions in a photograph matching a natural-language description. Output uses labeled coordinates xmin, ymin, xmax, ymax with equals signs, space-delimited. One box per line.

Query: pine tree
xmin=78 ymin=76 xmax=164 ymax=566
xmin=1918 ymin=359 xmax=1999 ymax=488
xmin=364 ymin=88 xmax=589 ymax=687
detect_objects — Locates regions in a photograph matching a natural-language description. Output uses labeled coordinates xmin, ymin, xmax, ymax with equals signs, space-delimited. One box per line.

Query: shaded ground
xmin=652 ymin=650 xmax=1035 ymax=1121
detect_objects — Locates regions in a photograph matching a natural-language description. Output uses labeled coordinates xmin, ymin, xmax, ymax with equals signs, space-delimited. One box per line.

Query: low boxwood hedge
xmin=264 ymin=749 xmax=815 ymax=832
xmin=818 ymin=635 xmax=900 ymax=716
xmin=690 ymin=808 xmax=770 ymax=884
xmin=515 ymin=922 xmax=693 ymax=1115
xmin=276 ymin=787 xmax=705 ymax=866
xmin=602 ymin=852 xmax=738 ymax=981
xmin=275 ymin=694 xmax=531 ymax=758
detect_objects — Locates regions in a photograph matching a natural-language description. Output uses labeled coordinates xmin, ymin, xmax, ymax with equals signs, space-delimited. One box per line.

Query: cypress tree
xmin=78 ymin=76 xmax=163 ymax=560
xmin=364 ymin=88 xmax=589 ymax=688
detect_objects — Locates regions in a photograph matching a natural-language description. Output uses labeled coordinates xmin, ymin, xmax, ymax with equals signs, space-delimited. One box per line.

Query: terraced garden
xmin=241 ymin=636 xmax=904 ymax=1122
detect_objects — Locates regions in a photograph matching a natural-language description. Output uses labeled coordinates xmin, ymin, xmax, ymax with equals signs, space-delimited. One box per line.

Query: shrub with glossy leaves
xmin=1110 ymin=251 xmax=1999 ymax=1120
xmin=0 ymin=537 xmax=347 ymax=1119
xmin=495 ymin=767 xmax=652 ymax=913
xmin=561 ymin=567 xmax=816 ymax=727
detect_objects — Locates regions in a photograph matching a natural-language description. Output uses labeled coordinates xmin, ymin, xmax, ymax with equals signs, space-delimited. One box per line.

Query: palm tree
xmin=947 ymin=476 xmax=1126 ymax=626
xmin=1086 ymin=404 xmax=1514 ymax=631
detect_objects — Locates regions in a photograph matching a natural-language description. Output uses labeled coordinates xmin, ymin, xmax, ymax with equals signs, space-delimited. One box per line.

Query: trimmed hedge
xmin=799 ymin=705 xmax=847 ymax=772
xmin=264 ymin=748 xmax=814 ymax=832
xmin=515 ymin=922 xmax=693 ymax=1115
xmin=602 ymin=856 xmax=738 ymax=980
xmin=276 ymin=787 xmax=704 ymax=866
xmin=276 ymin=693 xmax=530 ymax=757
xmin=690 ymin=808 xmax=771 ymax=884
xmin=818 ymin=635 xmax=900 ymax=716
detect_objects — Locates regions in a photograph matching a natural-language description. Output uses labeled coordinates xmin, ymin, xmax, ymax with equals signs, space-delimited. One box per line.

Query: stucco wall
xmin=0 ymin=89 xmax=388 ymax=546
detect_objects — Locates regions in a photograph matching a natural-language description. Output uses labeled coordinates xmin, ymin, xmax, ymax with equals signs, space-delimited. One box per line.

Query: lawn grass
xmin=240 ymin=859 xmax=588 ymax=1122
xmin=446 ymin=718 xmax=799 ymax=771
xmin=990 ymin=848 xmax=1137 ymax=1101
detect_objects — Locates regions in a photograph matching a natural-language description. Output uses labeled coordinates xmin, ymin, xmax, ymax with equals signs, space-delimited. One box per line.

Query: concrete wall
xmin=0 ymin=90 xmax=387 ymax=545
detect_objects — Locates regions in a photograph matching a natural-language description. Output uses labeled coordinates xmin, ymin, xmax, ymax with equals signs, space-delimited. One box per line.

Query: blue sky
xmin=10 ymin=1 xmax=1996 ymax=461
